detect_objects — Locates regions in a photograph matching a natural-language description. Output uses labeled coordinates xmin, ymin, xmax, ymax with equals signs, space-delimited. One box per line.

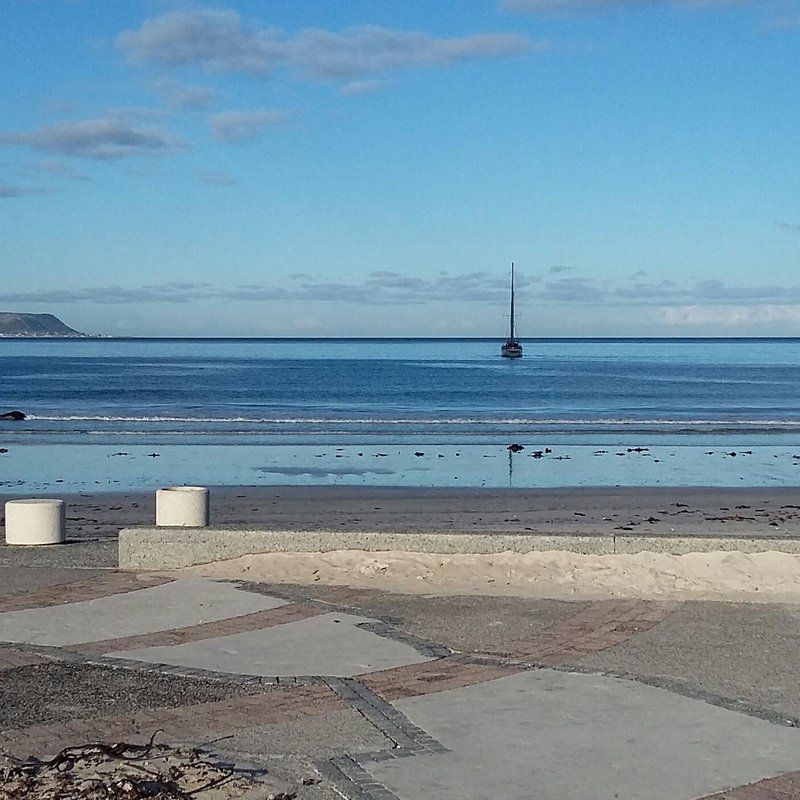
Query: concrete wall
xmin=117 ymin=527 xmax=800 ymax=570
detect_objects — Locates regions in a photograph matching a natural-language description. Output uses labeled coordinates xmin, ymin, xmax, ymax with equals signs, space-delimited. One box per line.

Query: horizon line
xmin=5 ymin=335 xmax=800 ymax=342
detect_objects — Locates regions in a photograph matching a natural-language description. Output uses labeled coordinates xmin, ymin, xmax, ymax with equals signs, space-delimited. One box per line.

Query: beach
xmin=5 ymin=485 xmax=800 ymax=545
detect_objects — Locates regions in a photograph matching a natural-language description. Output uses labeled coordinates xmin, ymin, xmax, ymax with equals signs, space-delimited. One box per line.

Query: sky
xmin=1 ymin=0 xmax=799 ymax=337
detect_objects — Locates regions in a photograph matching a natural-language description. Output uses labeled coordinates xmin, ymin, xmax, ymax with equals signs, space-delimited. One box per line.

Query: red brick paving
xmin=359 ymin=599 xmax=676 ymax=700
xmin=0 ymin=647 xmax=49 ymax=671
xmin=301 ymin=586 xmax=677 ymax=669
xmin=500 ymin=599 xmax=677 ymax=666
xmin=0 ymin=572 xmax=172 ymax=613
xmin=0 ymin=684 xmax=343 ymax=760
xmin=698 ymin=770 xmax=800 ymax=799
xmin=362 ymin=656 xmax=521 ymax=700
xmin=71 ymin=601 xmax=327 ymax=656
xmin=0 ymin=579 xmax=682 ymax=766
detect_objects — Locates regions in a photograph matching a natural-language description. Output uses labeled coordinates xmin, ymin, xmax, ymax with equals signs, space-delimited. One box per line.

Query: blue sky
xmin=1 ymin=0 xmax=799 ymax=336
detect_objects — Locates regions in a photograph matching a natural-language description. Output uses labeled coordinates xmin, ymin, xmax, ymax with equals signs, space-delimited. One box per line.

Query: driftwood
xmin=0 ymin=732 xmax=289 ymax=799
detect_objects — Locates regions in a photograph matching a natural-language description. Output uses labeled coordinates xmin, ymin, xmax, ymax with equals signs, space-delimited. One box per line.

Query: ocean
xmin=2 ymin=337 xmax=800 ymax=491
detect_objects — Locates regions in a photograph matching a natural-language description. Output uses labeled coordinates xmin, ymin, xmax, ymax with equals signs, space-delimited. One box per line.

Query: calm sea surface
xmin=2 ymin=338 xmax=800 ymax=490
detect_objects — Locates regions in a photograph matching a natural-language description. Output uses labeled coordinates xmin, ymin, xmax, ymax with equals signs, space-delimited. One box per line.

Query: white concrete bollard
xmin=155 ymin=486 xmax=210 ymax=527
xmin=5 ymin=499 xmax=66 ymax=545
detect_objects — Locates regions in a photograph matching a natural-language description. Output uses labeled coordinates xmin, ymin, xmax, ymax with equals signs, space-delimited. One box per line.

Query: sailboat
xmin=501 ymin=262 xmax=523 ymax=358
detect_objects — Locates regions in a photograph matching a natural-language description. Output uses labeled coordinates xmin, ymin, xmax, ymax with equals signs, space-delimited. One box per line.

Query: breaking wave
xmin=19 ymin=414 xmax=800 ymax=437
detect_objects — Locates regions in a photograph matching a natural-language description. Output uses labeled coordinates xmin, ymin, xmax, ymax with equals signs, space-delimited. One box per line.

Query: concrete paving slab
xmin=111 ymin=612 xmax=433 ymax=677
xmin=0 ymin=579 xmax=288 ymax=646
xmin=314 ymin=590 xmax=594 ymax=658
xmin=208 ymin=708 xmax=392 ymax=761
xmin=367 ymin=669 xmax=800 ymax=800
xmin=577 ymin=601 xmax=800 ymax=722
xmin=203 ymin=711 xmax=393 ymax=800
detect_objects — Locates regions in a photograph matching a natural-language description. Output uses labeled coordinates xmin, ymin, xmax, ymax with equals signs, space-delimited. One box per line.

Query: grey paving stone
xmin=0 ymin=578 xmax=288 ymax=646
xmin=111 ymin=612 xmax=433 ymax=678
xmin=366 ymin=669 xmax=800 ymax=800
xmin=577 ymin=601 xmax=800 ymax=723
xmin=208 ymin=708 xmax=392 ymax=761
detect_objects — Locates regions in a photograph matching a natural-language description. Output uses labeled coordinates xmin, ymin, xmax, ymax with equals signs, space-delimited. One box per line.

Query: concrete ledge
xmin=118 ymin=527 xmax=800 ymax=571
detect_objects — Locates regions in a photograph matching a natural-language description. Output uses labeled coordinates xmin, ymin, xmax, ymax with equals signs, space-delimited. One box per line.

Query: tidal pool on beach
xmin=1 ymin=442 xmax=799 ymax=494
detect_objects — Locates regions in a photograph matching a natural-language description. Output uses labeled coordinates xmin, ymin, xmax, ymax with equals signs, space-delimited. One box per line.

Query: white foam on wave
xmin=25 ymin=414 xmax=800 ymax=428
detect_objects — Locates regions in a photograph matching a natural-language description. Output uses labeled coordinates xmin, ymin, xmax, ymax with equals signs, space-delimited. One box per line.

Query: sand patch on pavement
xmin=181 ymin=549 xmax=800 ymax=603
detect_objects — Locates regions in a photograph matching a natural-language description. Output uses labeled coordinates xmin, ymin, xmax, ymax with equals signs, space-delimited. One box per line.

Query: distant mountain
xmin=0 ymin=312 xmax=85 ymax=337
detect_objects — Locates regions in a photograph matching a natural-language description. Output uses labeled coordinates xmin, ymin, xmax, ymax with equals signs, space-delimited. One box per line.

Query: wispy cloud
xmin=9 ymin=273 xmax=800 ymax=312
xmin=0 ymin=283 xmax=214 ymax=305
xmin=210 ymin=109 xmax=288 ymax=142
xmin=117 ymin=10 xmax=535 ymax=80
xmin=661 ymin=304 xmax=800 ymax=327
xmin=340 ymin=79 xmax=385 ymax=96
xmin=0 ymin=115 xmax=188 ymax=161
xmin=541 ymin=276 xmax=607 ymax=302
xmin=197 ymin=169 xmax=237 ymax=186
xmin=0 ymin=272 xmax=530 ymax=306
xmin=611 ymin=277 xmax=800 ymax=306
xmin=0 ymin=182 xmax=47 ymax=199
xmin=23 ymin=160 xmax=89 ymax=180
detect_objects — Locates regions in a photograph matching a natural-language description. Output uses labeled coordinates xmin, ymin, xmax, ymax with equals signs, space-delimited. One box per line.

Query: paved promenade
xmin=1 ymin=564 xmax=800 ymax=798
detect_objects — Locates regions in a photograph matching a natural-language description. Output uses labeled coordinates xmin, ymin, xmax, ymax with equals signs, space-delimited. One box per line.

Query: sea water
xmin=2 ymin=337 xmax=800 ymax=491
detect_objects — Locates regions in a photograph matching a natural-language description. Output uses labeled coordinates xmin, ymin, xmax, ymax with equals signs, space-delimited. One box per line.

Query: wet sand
xmin=4 ymin=485 xmax=800 ymax=542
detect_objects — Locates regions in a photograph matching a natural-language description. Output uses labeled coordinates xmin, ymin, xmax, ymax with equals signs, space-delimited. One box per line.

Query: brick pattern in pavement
xmin=71 ymin=601 xmax=327 ymax=656
xmin=0 ymin=572 xmax=172 ymax=613
xmin=0 ymin=576 xmax=683 ymax=800
xmin=239 ymin=583 xmax=677 ymax=669
xmin=361 ymin=656 xmax=522 ymax=701
xmin=501 ymin=599 xmax=677 ymax=666
xmin=0 ymin=684 xmax=343 ymax=761
xmin=698 ymin=770 xmax=800 ymax=798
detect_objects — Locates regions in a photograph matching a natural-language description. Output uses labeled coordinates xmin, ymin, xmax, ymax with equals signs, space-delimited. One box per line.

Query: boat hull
xmin=501 ymin=341 xmax=523 ymax=358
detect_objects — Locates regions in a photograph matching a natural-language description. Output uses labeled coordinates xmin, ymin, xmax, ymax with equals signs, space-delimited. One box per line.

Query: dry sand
xmin=184 ymin=548 xmax=800 ymax=603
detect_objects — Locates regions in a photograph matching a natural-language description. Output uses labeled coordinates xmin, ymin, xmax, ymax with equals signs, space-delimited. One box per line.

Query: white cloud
xmin=10 ymin=275 xmax=800 ymax=325
xmin=197 ymin=169 xmax=237 ymax=186
xmin=118 ymin=10 xmax=534 ymax=80
xmin=340 ymin=79 xmax=385 ymax=96
xmin=0 ymin=116 xmax=188 ymax=160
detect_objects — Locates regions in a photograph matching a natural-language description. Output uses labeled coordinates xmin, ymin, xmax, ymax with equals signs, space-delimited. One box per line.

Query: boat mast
xmin=509 ymin=262 xmax=515 ymax=341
